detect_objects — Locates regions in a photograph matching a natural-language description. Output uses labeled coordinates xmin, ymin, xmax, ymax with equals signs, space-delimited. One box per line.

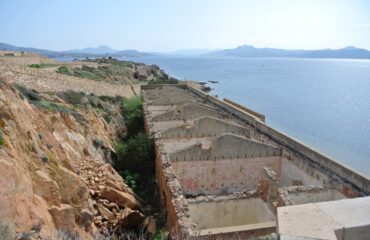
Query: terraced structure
xmin=142 ymin=84 xmax=370 ymax=239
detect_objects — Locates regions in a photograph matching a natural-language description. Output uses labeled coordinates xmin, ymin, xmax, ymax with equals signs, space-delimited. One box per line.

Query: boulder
xmin=97 ymin=204 xmax=115 ymax=221
xmin=100 ymin=187 xmax=140 ymax=209
xmin=117 ymin=208 xmax=145 ymax=227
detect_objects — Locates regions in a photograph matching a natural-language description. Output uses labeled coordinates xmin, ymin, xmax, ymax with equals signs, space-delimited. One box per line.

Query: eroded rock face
xmin=0 ymin=80 xmax=144 ymax=239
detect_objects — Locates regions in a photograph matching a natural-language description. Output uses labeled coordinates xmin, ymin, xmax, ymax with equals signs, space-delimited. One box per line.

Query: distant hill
xmin=0 ymin=43 xmax=153 ymax=58
xmin=206 ymin=45 xmax=370 ymax=59
xmin=0 ymin=43 xmax=59 ymax=56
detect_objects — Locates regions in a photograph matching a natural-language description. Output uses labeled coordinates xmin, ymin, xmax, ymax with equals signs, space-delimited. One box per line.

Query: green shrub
xmin=115 ymin=134 xmax=155 ymax=198
xmin=74 ymin=69 xmax=102 ymax=81
xmin=153 ymin=229 xmax=168 ymax=240
xmin=17 ymin=85 xmax=41 ymax=101
xmin=115 ymin=133 xmax=153 ymax=167
xmin=56 ymin=66 xmax=70 ymax=75
xmin=0 ymin=129 xmax=4 ymax=146
xmin=32 ymin=100 xmax=71 ymax=113
xmin=120 ymin=170 xmax=139 ymax=191
xmin=121 ymin=96 xmax=143 ymax=138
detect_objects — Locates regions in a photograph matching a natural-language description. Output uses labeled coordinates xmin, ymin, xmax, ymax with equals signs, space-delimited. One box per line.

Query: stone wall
xmin=143 ymin=101 xmax=196 ymax=236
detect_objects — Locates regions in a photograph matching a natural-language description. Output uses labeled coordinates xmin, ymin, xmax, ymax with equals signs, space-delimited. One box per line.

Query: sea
xmin=125 ymin=56 xmax=370 ymax=177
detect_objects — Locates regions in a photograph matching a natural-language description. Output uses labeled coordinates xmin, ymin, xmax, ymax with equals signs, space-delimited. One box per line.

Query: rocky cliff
xmin=0 ymin=79 xmax=150 ymax=239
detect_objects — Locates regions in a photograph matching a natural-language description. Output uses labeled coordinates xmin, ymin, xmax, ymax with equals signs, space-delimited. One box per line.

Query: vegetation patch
xmin=17 ymin=85 xmax=74 ymax=113
xmin=113 ymin=96 xmax=156 ymax=200
xmin=28 ymin=63 xmax=57 ymax=68
xmin=58 ymin=91 xmax=86 ymax=105
xmin=32 ymin=100 xmax=72 ymax=113
xmin=57 ymin=66 xmax=103 ymax=81
xmin=56 ymin=66 xmax=71 ymax=75
xmin=115 ymin=133 xmax=153 ymax=169
xmin=120 ymin=170 xmax=139 ymax=191
xmin=0 ymin=129 xmax=4 ymax=147
xmin=120 ymin=96 xmax=144 ymax=139
xmin=73 ymin=68 xmax=102 ymax=80
xmin=17 ymin=85 xmax=41 ymax=101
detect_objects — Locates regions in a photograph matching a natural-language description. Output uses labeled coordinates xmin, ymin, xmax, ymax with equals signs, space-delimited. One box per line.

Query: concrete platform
xmin=277 ymin=197 xmax=370 ymax=240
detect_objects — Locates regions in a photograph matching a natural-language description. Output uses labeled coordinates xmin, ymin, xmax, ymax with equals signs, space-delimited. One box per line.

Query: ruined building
xmin=142 ymin=84 xmax=370 ymax=239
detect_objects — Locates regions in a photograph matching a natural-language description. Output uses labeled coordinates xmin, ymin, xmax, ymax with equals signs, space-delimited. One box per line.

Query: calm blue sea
xmin=128 ymin=56 xmax=370 ymax=177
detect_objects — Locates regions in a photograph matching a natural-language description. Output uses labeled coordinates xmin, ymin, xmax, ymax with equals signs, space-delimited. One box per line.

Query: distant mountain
xmin=207 ymin=45 xmax=370 ymax=59
xmin=0 ymin=43 xmax=153 ymax=58
xmin=65 ymin=45 xmax=119 ymax=55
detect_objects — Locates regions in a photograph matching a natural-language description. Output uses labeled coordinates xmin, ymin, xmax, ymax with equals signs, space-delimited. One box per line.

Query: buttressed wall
xmin=170 ymin=133 xmax=280 ymax=162
xmin=161 ymin=116 xmax=250 ymax=139
xmin=153 ymin=103 xmax=225 ymax=122
xmin=142 ymin=84 xmax=370 ymax=238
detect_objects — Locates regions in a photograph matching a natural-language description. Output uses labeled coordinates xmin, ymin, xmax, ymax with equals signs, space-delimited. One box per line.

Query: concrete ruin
xmin=142 ymin=84 xmax=370 ymax=239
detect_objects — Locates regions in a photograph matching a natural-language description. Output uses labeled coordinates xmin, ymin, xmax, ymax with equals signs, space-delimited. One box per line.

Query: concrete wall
xmin=280 ymin=188 xmax=346 ymax=206
xmin=161 ymin=116 xmax=250 ymax=139
xmin=170 ymin=133 xmax=281 ymax=162
xmin=172 ymin=156 xmax=281 ymax=195
xmin=185 ymin=84 xmax=370 ymax=194
xmin=280 ymin=159 xmax=324 ymax=187
xmin=188 ymin=198 xmax=275 ymax=229
xmin=153 ymin=103 xmax=224 ymax=122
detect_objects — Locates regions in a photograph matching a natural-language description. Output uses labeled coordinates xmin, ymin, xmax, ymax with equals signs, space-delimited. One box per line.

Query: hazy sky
xmin=1 ymin=0 xmax=370 ymax=52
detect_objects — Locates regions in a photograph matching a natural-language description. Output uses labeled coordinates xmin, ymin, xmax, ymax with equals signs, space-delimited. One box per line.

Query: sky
xmin=0 ymin=0 xmax=370 ymax=52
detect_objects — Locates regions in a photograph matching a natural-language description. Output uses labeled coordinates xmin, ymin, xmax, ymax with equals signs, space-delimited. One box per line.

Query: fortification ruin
xmin=142 ymin=84 xmax=370 ymax=239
